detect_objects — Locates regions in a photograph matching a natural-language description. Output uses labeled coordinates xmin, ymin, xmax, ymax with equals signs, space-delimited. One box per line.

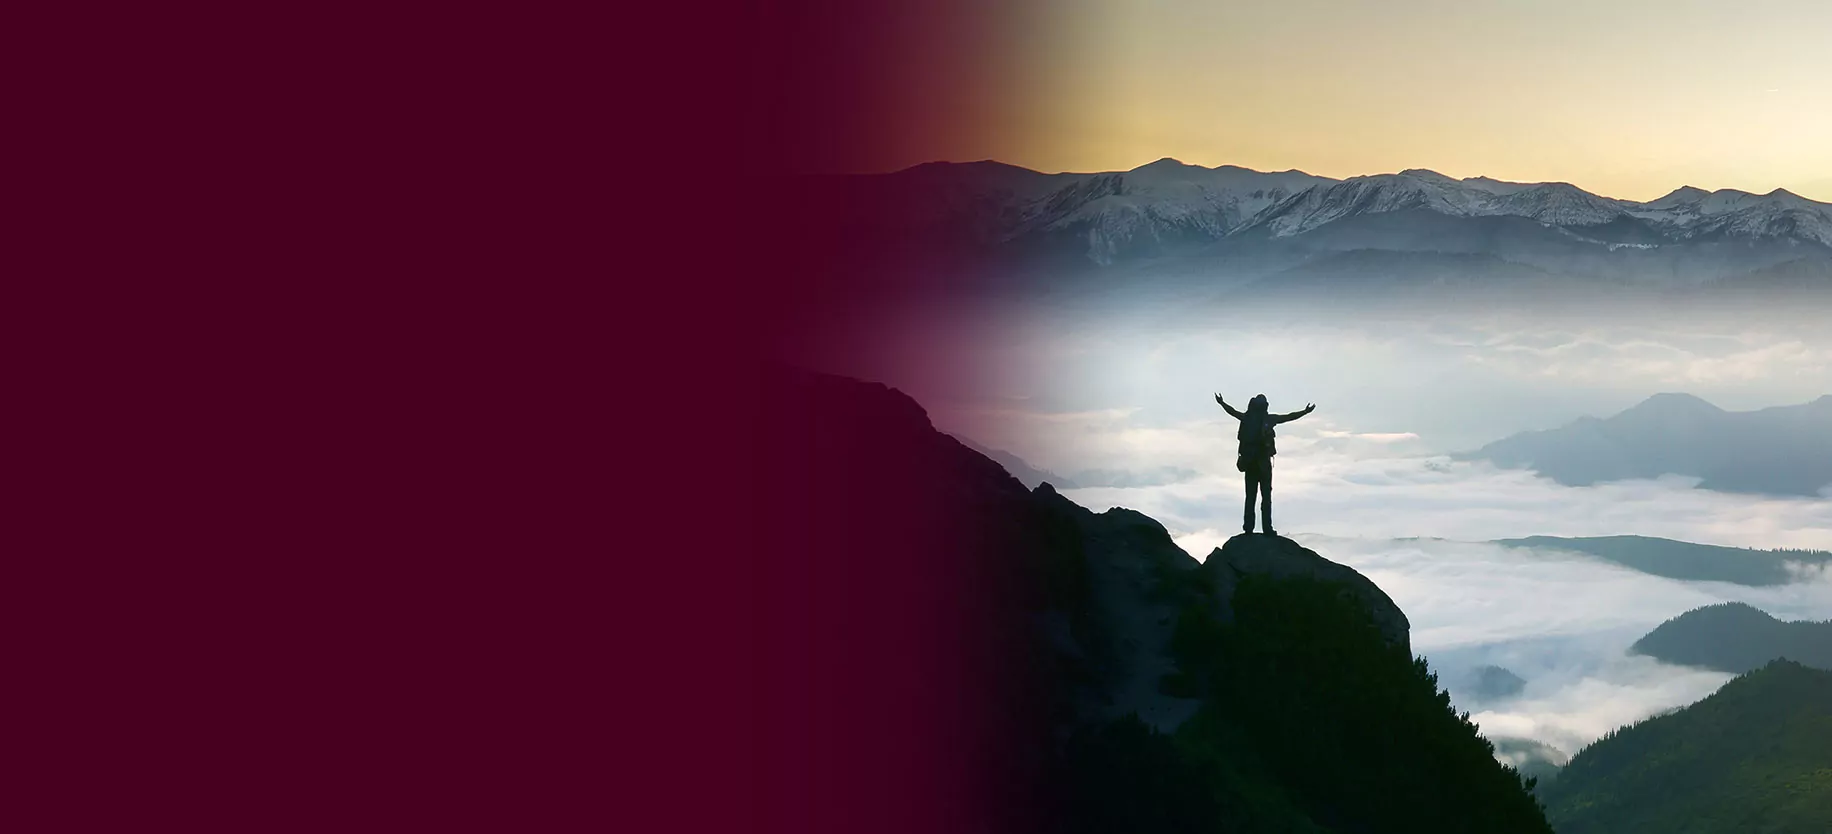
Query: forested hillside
xmin=1539 ymin=660 xmax=1832 ymax=834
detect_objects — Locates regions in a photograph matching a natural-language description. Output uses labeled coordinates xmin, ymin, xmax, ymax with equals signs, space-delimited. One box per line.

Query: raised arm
xmin=1272 ymin=403 xmax=1316 ymax=424
xmin=1214 ymin=394 xmax=1244 ymax=420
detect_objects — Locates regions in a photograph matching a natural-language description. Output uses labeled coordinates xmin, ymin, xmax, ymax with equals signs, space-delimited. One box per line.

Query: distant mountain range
xmin=1630 ymin=602 xmax=1832 ymax=674
xmin=808 ymin=159 xmax=1832 ymax=294
xmin=1538 ymin=660 xmax=1832 ymax=834
xmin=1468 ymin=392 xmax=1832 ymax=497
xmin=1493 ymin=535 xmax=1832 ymax=586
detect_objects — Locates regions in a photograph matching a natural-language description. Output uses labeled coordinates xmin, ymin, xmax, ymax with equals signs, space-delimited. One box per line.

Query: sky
xmin=877 ymin=0 xmax=1832 ymax=201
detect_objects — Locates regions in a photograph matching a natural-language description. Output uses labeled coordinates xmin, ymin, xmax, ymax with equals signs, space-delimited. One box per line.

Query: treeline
xmin=1539 ymin=660 xmax=1832 ymax=834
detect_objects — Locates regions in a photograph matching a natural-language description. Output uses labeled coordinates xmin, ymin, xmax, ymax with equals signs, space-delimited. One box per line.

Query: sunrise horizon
xmin=873 ymin=155 xmax=1832 ymax=204
xmin=800 ymin=1 xmax=1829 ymax=204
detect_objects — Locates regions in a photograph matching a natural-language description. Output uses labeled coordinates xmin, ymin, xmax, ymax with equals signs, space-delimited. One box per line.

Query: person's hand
xmin=1215 ymin=393 xmax=1226 ymax=406
xmin=1305 ymin=403 xmax=1316 ymax=412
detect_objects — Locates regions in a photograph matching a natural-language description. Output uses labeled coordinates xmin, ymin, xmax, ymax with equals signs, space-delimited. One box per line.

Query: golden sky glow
xmin=928 ymin=0 xmax=1832 ymax=201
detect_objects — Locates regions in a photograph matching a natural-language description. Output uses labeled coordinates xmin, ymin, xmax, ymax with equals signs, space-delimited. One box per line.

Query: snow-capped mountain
xmin=819 ymin=160 xmax=1832 ymax=281
xmin=1237 ymin=169 xmax=1641 ymax=236
xmin=1248 ymin=171 xmax=1482 ymax=238
xmin=1626 ymin=187 xmax=1832 ymax=247
xmin=1240 ymin=169 xmax=1832 ymax=246
xmin=1492 ymin=182 xmax=1630 ymax=226
xmin=1002 ymin=158 xmax=1333 ymax=263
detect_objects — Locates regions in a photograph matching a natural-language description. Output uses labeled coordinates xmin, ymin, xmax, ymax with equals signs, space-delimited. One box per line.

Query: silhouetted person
xmin=1216 ymin=393 xmax=1314 ymax=535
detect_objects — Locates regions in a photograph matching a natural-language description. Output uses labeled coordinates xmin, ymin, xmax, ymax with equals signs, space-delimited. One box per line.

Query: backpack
xmin=1236 ymin=416 xmax=1276 ymax=471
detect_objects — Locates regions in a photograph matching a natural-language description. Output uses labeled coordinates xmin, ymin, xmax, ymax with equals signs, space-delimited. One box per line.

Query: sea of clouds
xmin=801 ymin=291 xmax=1832 ymax=761
xmin=1035 ymin=438 xmax=1832 ymax=760
xmin=911 ymin=302 xmax=1832 ymax=761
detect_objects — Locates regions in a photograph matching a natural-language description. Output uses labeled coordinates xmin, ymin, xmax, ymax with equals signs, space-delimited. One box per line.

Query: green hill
xmin=1493 ymin=535 xmax=1832 ymax=586
xmin=1539 ymin=660 xmax=1832 ymax=834
xmin=1630 ymin=602 xmax=1832 ymax=673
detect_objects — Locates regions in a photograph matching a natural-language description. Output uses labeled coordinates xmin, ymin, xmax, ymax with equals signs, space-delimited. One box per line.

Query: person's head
xmin=1249 ymin=394 xmax=1268 ymax=414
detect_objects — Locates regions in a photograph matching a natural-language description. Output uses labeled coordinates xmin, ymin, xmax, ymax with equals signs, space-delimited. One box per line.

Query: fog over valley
xmin=790 ymin=287 xmax=1832 ymax=769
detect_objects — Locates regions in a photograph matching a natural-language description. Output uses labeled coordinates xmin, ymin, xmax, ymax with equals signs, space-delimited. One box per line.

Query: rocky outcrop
xmin=1032 ymin=484 xmax=1205 ymax=732
xmin=757 ymin=367 xmax=1543 ymax=834
xmin=1027 ymin=486 xmax=1417 ymax=731
xmin=1201 ymin=533 xmax=1413 ymax=655
xmin=759 ymin=366 xmax=1417 ymax=732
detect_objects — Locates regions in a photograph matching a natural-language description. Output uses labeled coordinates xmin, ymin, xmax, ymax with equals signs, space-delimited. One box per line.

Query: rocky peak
xmin=1201 ymin=534 xmax=1412 ymax=653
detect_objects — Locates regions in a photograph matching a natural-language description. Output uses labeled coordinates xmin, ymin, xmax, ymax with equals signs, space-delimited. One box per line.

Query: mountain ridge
xmin=1467 ymin=392 xmax=1832 ymax=497
xmin=766 ymin=365 xmax=1552 ymax=833
xmin=811 ymin=160 xmax=1832 ymax=291
xmin=1493 ymin=534 xmax=1832 ymax=586
xmin=890 ymin=159 xmax=1829 ymax=207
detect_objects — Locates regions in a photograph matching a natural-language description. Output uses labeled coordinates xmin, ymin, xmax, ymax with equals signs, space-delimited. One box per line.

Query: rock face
xmin=756 ymin=367 xmax=1548 ymax=834
xmin=1032 ymin=485 xmax=1205 ymax=732
xmin=1201 ymin=534 xmax=1413 ymax=655
xmin=755 ymin=366 xmax=1420 ymax=742
xmin=1025 ymin=493 xmax=1418 ymax=732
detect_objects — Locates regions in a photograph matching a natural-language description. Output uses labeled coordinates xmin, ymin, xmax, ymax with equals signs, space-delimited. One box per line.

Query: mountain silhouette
xmin=1538 ymin=660 xmax=1832 ymax=834
xmin=1469 ymin=393 xmax=1832 ymax=497
xmin=1466 ymin=665 xmax=1528 ymax=702
xmin=1629 ymin=602 xmax=1832 ymax=674
xmin=802 ymin=161 xmax=1832 ymax=293
xmin=755 ymin=367 xmax=1551 ymax=833
xmin=1493 ymin=535 xmax=1832 ymax=586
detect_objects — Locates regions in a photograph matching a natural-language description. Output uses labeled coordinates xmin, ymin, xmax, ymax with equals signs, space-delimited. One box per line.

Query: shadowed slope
xmin=756 ymin=367 xmax=1550 ymax=833
xmin=1539 ymin=660 xmax=1832 ymax=834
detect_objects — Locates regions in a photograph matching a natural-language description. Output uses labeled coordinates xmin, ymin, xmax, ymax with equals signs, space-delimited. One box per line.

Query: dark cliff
xmin=751 ymin=366 xmax=1549 ymax=833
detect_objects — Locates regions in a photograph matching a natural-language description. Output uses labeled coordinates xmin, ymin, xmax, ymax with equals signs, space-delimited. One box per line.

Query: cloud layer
xmin=922 ymin=305 xmax=1832 ymax=761
xmin=1052 ymin=439 xmax=1832 ymax=556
